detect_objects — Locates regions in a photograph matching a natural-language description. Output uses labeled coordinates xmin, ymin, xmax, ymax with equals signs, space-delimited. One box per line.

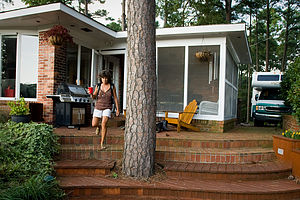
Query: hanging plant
xmin=45 ymin=25 xmax=73 ymax=46
xmin=195 ymin=51 xmax=211 ymax=62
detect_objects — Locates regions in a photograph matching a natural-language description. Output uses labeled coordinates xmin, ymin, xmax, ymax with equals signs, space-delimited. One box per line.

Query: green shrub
xmin=0 ymin=175 xmax=64 ymax=200
xmin=281 ymin=58 xmax=300 ymax=122
xmin=0 ymin=122 xmax=64 ymax=199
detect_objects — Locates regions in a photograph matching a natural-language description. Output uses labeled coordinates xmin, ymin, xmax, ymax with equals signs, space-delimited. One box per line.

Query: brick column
xmin=37 ymin=31 xmax=66 ymax=124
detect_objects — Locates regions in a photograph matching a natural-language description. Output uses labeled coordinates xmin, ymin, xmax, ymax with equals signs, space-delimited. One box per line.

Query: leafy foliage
xmin=0 ymin=175 xmax=64 ymax=200
xmin=7 ymin=97 xmax=30 ymax=116
xmin=282 ymin=130 xmax=300 ymax=140
xmin=45 ymin=25 xmax=73 ymax=43
xmin=0 ymin=121 xmax=62 ymax=198
xmin=280 ymin=57 xmax=300 ymax=121
xmin=106 ymin=21 xmax=122 ymax=32
xmin=21 ymin=0 xmax=72 ymax=7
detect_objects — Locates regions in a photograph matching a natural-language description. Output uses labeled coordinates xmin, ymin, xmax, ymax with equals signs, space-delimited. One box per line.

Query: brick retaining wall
xmin=283 ymin=115 xmax=300 ymax=132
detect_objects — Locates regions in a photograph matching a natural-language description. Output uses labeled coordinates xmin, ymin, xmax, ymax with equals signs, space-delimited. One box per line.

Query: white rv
xmin=251 ymin=72 xmax=290 ymax=126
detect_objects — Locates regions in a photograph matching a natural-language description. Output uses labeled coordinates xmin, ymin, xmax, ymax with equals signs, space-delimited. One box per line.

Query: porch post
xmin=219 ymin=39 xmax=226 ymax=121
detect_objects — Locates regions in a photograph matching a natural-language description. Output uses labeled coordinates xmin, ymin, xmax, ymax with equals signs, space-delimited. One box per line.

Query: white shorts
xmin=93 ymin=108 xmax=112 ymax=118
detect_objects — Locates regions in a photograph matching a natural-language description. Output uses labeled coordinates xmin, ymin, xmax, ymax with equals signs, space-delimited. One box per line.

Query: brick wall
xmin=191 ymin=118 xmax=236 ymax=133
xmin=283 ymin=115 xmax=300 ymax=132
xmin=38 ymin=31 xmax=67 ymax=123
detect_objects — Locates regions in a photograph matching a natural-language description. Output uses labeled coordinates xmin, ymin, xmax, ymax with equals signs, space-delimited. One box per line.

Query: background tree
xmin=123 ymin=0 xmax=156 ymax=178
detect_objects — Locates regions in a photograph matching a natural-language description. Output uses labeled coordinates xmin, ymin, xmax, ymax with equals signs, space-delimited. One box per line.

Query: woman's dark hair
xmin=99 ymin=70 xmax=112 ymax=84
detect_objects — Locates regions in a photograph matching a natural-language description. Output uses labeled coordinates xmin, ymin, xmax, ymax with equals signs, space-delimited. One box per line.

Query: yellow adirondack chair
xmin=164 ymin=99 xmax=200 ymax=133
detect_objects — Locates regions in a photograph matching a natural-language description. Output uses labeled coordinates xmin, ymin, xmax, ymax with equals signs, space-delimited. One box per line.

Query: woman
xmin=91 ymin=71 xmax=120 ymax=150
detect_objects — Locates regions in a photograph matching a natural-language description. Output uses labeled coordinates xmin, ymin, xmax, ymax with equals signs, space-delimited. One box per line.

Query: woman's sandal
xmin=100 ymin=145 xmax=107 ymax=150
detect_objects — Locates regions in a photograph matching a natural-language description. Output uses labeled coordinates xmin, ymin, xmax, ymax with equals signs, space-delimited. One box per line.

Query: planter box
xmin=273 ymin=135 xmax=300 ymax=178
xmin=11 ymin=115 xmax=31 ymax=123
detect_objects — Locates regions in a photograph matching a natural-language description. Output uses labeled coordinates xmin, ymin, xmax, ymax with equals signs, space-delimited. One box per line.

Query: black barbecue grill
xmin=47 ymin=83 xmax=92 ymax=127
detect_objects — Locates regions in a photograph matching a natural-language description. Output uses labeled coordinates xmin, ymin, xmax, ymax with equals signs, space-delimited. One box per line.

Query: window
xmin=80 ymin=46 xmax=91 ymax=87
xmin=20 ymin=35 xmax=38 ymax=98
xmin=189 ymin=46 xmax=220 ymax=115
xmin=257 ymin=75 xmax=280 ymax=81
xmin=0 ymin=35 xmax=17 ymax=97
xmin=157 ymin=47 xmax=185 ymax=112
xmin=66 ymin=43 xmax=78 ymax=84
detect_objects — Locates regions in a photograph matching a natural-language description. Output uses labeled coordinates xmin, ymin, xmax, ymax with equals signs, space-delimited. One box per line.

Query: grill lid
xmin=57 ymin=83 xmax=89 ymax=97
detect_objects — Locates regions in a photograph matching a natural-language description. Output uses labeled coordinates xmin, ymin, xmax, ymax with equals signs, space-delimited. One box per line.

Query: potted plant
xmin=195 ymin=51 xmax=211 ymax=62
xmin=7 ymin=97 xmax=31 ymax=123
xmin=45 ymin=25 xmax=73 ymax=46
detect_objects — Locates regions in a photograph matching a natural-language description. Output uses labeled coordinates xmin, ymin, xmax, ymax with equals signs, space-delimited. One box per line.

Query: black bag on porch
xmin=156 ymin=120 xmax=168 ymax=133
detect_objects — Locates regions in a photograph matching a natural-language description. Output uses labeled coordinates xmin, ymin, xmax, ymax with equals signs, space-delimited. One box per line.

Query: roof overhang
xmin=0 ymin=3 xmax=117 ymax=49
xmin=0 ymin=3 xmax=251 ymax=64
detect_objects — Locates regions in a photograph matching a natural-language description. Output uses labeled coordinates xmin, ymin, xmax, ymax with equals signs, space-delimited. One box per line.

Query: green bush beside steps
xmin=0 ymin=121 xmax=65 ymax=200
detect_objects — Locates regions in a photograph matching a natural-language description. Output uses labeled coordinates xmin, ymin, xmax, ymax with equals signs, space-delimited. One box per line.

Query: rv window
xmin=281 ymin=75 xmax=284 ymax=81
xmin=257 ymin=75 xmax=279 ymax=81
xmin=259 ymin=89 xmax=283 ymax=100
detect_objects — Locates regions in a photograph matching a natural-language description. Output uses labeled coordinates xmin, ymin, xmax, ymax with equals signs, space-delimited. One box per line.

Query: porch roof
xmin=0 ymin=3 xmax=251 ymax=64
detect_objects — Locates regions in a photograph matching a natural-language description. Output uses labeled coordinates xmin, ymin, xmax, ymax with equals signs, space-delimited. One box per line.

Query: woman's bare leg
xmin=100 ymin=116 xmax=109 ymax=148
xmin=92 ymin=117 xmax=101 ymax=135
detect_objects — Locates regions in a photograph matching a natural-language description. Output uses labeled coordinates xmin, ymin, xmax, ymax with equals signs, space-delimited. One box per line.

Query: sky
xmin=0 ymin=0 xmax=123 ymax=25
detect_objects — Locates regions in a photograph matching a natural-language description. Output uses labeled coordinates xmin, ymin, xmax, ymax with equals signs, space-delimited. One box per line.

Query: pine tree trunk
xmin=281 ymin=0 xmax=290 ymax=72
xmin=123 ymin=0 xmax=157 ymax=178
xmin=225 ymin=0 xmax=232 ymax=23
xmin=255 ymin=10 xmax=259 ymax=71
xmin=122 ymin=0 xmax=126 ymax=31
xmin=265 ymin=0 xmax=270 ymax=72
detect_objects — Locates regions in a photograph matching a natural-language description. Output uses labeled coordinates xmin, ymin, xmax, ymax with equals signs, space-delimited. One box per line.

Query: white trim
xmin=15 ymin=33 xmax=21 ymax=99
xmin=90 ymin=49 xmax=95 ymax=87
xmin=76 ymin=45 xmax=81 ymax=85
xmin=183 ymin=45 xmax=188 ymax=108
xmin=227 ymin=37 xmax=240 ymax=64
xmin=218 ymin=39 xmax=227 ymax=121
xmin=225 ymin=79 xmax=238 ymax=91
xmin=123 ymin=51 xmax=127 ymax=111
xmin=100 ymin=49 xmax=126 ymax=55
xmin=116 ymin=24 xmax=246 ymax=39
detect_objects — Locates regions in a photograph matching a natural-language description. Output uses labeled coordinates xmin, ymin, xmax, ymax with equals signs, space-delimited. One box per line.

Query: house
xmin=0 ymin=3 xmax=251 ymax=132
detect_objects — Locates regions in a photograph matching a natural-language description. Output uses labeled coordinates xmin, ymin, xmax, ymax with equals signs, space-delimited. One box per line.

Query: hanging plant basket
xmin=45 ymin=25 xmax=73 ymax=46
xmin=195 ymin=51 xmax=211 ymax=62
xmin=48 ymin=35 xmax=64 ymax=46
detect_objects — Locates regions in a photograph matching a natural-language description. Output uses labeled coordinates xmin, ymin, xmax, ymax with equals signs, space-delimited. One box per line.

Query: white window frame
xmin=0 ymin=31 xmax=38 ymax=102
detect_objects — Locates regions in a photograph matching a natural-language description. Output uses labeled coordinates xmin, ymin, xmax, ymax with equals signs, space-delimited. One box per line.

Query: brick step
xmin=162 ymin=161 xmax=292 ymax=180
xmin=58 ymin=145 xmax=276 ymax=164
xmin=54 ymin=160 xmax=115 ymax=177
xmin=68 ymin=195 xmax=197 ymax=200
xmin=58 ymin=176 xmax=300 ymax=200
xmin=58 ymin=135 xmax=273 ymax=149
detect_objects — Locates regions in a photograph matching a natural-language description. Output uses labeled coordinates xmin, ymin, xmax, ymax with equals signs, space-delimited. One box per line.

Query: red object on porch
xmin=4 ymin=86 xmax=15 ymax=97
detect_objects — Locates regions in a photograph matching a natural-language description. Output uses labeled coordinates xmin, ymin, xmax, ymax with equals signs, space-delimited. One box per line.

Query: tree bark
xmin=225 ymin=0 xmax=232 ymax=23
xmin=265 ymin=0 xmax=270 ymax=72
xmin=122 ymin=0 xmax=126 ymax=31
xmin=281 ymin=0 xmax=290 ymax=72
xmin=255 ymin=9 xmax=259 ymax=71
xmin=123 ymin=0 xmax=157 ymax=178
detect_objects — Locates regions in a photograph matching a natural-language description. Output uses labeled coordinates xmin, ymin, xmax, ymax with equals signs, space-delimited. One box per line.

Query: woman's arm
xmin=113 ymin=86 xmax=120 ymax=116
xmin=91 ymin=85 xmax=99 ymax=99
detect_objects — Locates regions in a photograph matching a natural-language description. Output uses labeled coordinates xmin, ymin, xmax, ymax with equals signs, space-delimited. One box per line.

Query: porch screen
xmin=66 ymin=43 xmax=78 ymax=84
xmin=188 ymin=45 xmax=220 ymax=115
xmin=0 ymin=35 xmax=17 ymax=98
xmin=225 ymin=50 xmax=238 ymax=119
xmin=157 ymin=47 xmax=185 ymax=112
xmin=80 ymin=46 xmax=92 ymax=88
